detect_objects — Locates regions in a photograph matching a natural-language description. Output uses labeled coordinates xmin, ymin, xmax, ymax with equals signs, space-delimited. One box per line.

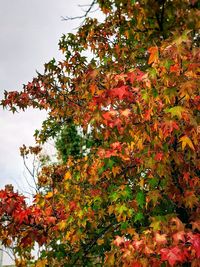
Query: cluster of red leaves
xmin=113 ymin=217 xmax=200 ymax=266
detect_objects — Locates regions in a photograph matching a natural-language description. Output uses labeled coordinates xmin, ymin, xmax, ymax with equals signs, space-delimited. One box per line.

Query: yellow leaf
xmin=104 ymin=251 xmax=115 ymax=266
xmin=137 ymin=139 xmax=143 ymax=150
xmin=45 ymin=191 xmax=53 ymax=199
xmin=139 ymin=178 xmax=145 ymax=188
xmin=36 ymin=259 xmax=47 ymax=267
xmin=112 ymin=166 xmax=121 ymax=178
xmin=165 ymin=106 xmax=186 ymax=119
xmin=179 ymin=135 xmax=195 ymax=150
xmin=37 ymin=197 xmax=45 ymax=207
xmin=120 ymin=108 xmax=131 ymax=117
xmin=58 ymin=220 xmax=66 ymax=231
xmin=64 ymin=171 xmax=71 ymax=180
xmin=127 ymin=227 xmax=136 ymax=236
xmin=108 ymin=205 xmax=115 ymax=215
xmin=150 ymin=218 xmax=161 ymax=230
xmin=97 ymin=238 xmax=104 ymax=245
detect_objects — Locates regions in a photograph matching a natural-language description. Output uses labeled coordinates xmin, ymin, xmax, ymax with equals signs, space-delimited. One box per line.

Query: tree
xmin=0 ymin=0 xmax=200 ymax=266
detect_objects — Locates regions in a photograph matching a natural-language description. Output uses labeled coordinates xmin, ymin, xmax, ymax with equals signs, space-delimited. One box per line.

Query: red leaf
xmin=188 ymin=233 xmax=200 ymax=258
xmin=69 ymin=201 xmax=77 ymax=212
xmin=154 ymin=152 xmax=163 ymax=162
xmin=170 ymin=64 xmax=180 ymax=74
xmin=109 ymin=85 xmax=130 ymax=100
xmin=131 ymin=262 xmax=142 ymax=267
xmin=172 ymin=231 xmax=186 ymax=244
xmin=143 ymin=109 xmax=152 ymax=121
xmin=160 ymin=246 xmax=187 ymax=266
xmin=114 ymin=236 xmax=124 ymax=246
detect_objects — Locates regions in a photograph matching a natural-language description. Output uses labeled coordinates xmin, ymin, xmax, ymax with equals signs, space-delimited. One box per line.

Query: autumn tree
xmin=0 ymin=0 xmax=200 ymax=266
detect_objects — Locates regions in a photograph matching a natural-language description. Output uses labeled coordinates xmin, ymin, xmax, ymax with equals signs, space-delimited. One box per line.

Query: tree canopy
xmin=0 ymin=0 xmax=200 ymax=266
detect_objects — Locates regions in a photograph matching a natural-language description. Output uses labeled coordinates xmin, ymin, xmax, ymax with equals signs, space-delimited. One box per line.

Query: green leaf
xmin=116 ymin=204 xmax=128 ymax=215
xmin=149 ymin=178 xmax=159 ymax=189
xmin=152 ymin=87 xmax=158 ymax=98
xmin=109 ymin=191 xmax=120 ymax=202
xmin=121 ymin=221 xmax=128 ymax=230
xmin=107 ymin=158 xmax=115 ymax=169
xmin=164 ymin=59 xmax=173 ymax=70
xmin=149 ymin=68 xmax=157 ymax=79
xmin=165 ymin=106 xmax=186 ymax=119
xmin=121 ymin=186 xmax=133 ymax=200
xmin=136 ymin=190 xmax=145 ymax=208
xmin=134 ymin=212 xmax=144 ymax=222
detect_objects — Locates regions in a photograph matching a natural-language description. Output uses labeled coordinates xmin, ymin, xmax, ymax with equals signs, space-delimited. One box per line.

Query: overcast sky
xmin=0 ymin=0 xmax=98 ymax=264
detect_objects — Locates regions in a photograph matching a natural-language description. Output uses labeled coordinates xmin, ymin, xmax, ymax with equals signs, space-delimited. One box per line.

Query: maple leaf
xmin=112 ymin=166 xmax=121 ymax=177
xmin=183 ymin=190 xmax=199 ymax=209
xmin=131 ymin=261 xmax=142 ymax=267
xmin=154 ymin=232 xmax=167 ymax=245
xmin=170 ymin=64 xmax=180 ymax=74
xmin=13 ymin=209 xmax=31 ymax=224
xmin=179 ymin=135 xmax=195 ymax=150
xmin=110 ymin=141 xmax=122 ymax=150
xmin=187 ymin=233 xmax=200 ymax=258
xmin=96 ymin=238 xmax=104 ymax=246
xmin=46 ymin=216 xmax=57 ymax=225
xmin=114 ymin=236 xmax=124 ymax=246
xmin=160 ymin=246 xmax=187 ymax=266
xmin=102 ymin=110 xmax=117 ymax=121
xmin=165 ymin=106 xmax=186 ymax=119
xmin=136 ymin=191 xmax=145 ymax=208
xmin=90 ymin=83 xmax=97 ymax=95
xmin=191 ymin=220 xmax=200 ymax=232
xmin=147 ymin=190 xmax=161 ymax=207
xmin=127 ymin=71 xmax=137 ymax=83
xmin=64 ymin=171 xmax=71 ymax=180
xmin=132 ymin=239 xmax=144 ymax=251
xmin=148 ymin=46 xmax=159 ymax=65
xmin=150 ymin=217 xmax=162 ymax=231
xmin=58 ymin=220 xmax=67 ymax=231
xmin=120 ymin=108 xmax=131 ymax=117
xmin=172 ymin=231 xmax=186 ymax=244
xmin=143 ymin=109 xmax=152 ymax=121
xmin=69 ymin=201 xmax=77 ymax=212
xmin=170 ymin=218 xmax=184 ymax=231
xmin=154 ymin=152 xmax=163 ymax=161
xmin=109 ymin=85 xmax=130 ymax=100
xmin=45 ymin=191 xmax=53 ymax=199
xmin=36 ymin=259 xmax=48 ymax=267
xmin=104 ymin=251 xmax=115 ymax=266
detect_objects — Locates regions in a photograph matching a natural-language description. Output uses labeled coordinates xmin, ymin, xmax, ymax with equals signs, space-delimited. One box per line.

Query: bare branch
xmin=0 ymin=247 xmax=15 ymax=261
xmin=22 ymin=156 xmax=39 ymax=193
xmin=62 ymin=0 xmax=97 ymax=21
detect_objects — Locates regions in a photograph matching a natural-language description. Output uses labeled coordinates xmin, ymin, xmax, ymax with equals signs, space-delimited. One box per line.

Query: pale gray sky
xmin=0 ymin=0 xmax=97 ymax=264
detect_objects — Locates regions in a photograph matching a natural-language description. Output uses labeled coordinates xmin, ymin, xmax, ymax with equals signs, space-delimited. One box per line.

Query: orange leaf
xmin=148 ymin=46 xmax=158 ymax=64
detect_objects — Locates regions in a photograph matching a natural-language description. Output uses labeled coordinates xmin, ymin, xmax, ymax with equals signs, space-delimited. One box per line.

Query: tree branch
xmin=62 ymin=0 xmax=97 ymax=21
xmin=156 ymin=0 xmax=166 ymax=32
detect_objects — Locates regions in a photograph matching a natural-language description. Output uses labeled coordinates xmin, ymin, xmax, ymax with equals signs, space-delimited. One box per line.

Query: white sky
xmin=0 ymin=0 xmax=98 ymax=264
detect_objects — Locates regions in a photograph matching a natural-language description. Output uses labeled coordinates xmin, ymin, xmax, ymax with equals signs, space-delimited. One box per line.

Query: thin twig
xmin=0 ymin=247 xmax=15 ymax=261
xmin=61 ymin=0 xmax=96 ymax=21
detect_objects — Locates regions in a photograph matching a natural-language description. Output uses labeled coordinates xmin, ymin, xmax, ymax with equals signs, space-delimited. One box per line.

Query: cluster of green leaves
xmin=55 ymin=122 xmax=84 ymax=162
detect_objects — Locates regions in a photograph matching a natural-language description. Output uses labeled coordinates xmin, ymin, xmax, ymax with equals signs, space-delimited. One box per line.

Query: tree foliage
xmin=55 ymin=122 xmax=84 ymax=162
xmin=1 ymin=0 xmax=200 ymax=266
